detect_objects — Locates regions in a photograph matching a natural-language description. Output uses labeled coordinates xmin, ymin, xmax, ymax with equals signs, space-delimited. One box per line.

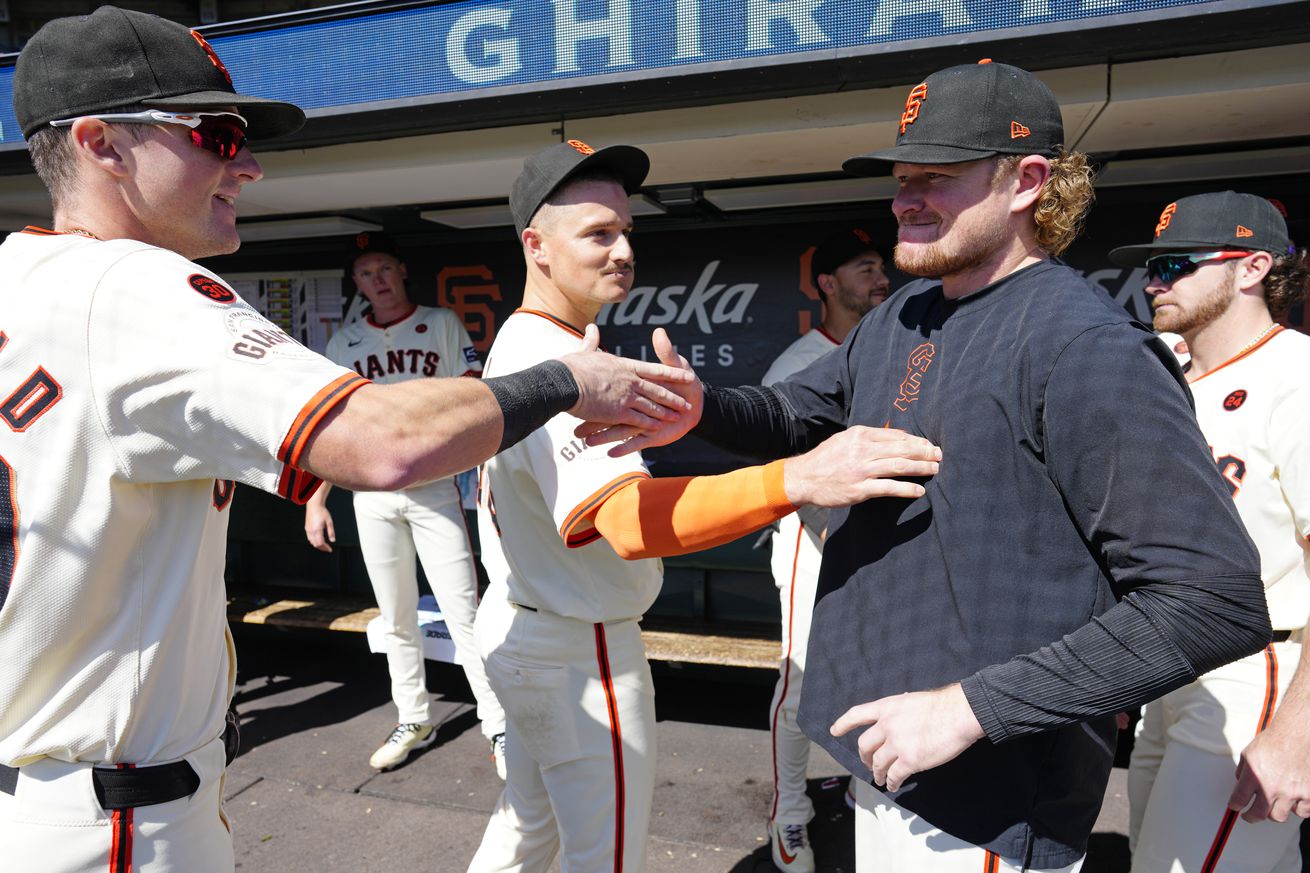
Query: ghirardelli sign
xmin=596 ymin=260 xmax=757 ymax=334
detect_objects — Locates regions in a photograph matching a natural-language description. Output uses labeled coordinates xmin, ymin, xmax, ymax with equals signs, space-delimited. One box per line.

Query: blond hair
xmin=994 ymin=150 xmax=1096 ymax=257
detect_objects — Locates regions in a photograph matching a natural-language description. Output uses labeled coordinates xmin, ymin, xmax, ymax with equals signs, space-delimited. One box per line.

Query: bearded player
xmin=1110 ymin=192 xmax=1310 ymax=873
xmin=305 ymin=233 xmax=507 ymax=773
xmin=466 ymin=140 xmax=941 ymax=873
xmin=763 ymin=227 xmax=890 ymax=873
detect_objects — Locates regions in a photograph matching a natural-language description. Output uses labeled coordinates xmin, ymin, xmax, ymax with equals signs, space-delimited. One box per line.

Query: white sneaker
xmin=490 ymin=732 xmax=507 ymax=781
xmin=369 ymin=723 xmax=436 ymax=770
xmin=768 ymin=821 xmax=815 ymax=873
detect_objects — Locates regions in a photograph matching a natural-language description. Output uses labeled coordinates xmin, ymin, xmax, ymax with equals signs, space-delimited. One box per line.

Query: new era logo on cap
xmin=1236 ymin=225 xmax=1254 ymax=238
xmin=1010 ymin=121 xmax=1031 ymax=139
xmin=567 ymin=139 xmax=595 ymax=155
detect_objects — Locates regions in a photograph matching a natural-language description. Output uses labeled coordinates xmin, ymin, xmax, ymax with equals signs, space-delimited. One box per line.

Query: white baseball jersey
xmin=0 ymin=228 xmax=362 ymax=767
xmin=762 ymin=327 xmax=841 ymax=386
xmin=325 ymin=304 xmax=481 ymax=384
xmin=1189 ymin=326 xmax=1310 ymax=630
xmin=477 ymin=310 xmax=662 ymax=622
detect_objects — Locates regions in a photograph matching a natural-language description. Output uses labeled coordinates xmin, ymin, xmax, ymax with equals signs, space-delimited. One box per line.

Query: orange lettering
xmin=899 ymin=84 xmax=929 ymax=135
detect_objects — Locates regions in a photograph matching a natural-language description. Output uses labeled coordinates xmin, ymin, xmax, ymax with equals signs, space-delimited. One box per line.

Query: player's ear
xmin=1009 ymin=155 xmax=1051 ymax=215
xmin=523 ymin=227 xmax=549 ymax=268
xmin=69 ymin=118 xmax=133 ymax=180
xmin=1236 ymin=251 xmax=1273 ymax=292
xmin=398 ymin=262 xmax=409 ymax=282
xmin=816 ymin=273 xmax=835 ymax=298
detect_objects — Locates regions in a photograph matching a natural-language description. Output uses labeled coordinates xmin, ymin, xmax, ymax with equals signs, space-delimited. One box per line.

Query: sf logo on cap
xmin=899 ymin=84 xmax=928 ymax=135
xmin=1154 ymin=203 xmax=1177 ymax=238
xmin=567 ymin=139 xmax=595 ymax=156
xmin=356 ymin=232 xmax=371 ymax=249
xmin=853 ymin=228 xmax=872 ymax=244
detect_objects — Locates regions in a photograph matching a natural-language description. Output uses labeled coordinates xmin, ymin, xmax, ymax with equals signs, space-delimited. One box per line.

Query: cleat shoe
xmin=369 ymin=722 xmax=436 ymax=770
xmin=490 ymin=732 xmax=507 ymax=781
xmin=768 ymin=821 xmax=815 ymax=873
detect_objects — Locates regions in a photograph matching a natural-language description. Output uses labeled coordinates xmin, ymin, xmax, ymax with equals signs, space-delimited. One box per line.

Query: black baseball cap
xmin=347 ymin=232 xmax=403 ymax=272
xmin=14 ymin=6 xmax=304 ymax=140
xmin=844 ymin=60 xmax=1064 ymax=176
xmin=1109 ymin=191 xmax=1293 ymax=266
xmin=510 ymin=140 xmax=650 ymax=237
xmin=812 ymin=227 xmax=881 ymax=285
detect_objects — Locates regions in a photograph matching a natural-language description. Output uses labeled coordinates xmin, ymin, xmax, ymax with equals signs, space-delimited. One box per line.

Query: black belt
xmin=1272 ymin=629 xmax=1296 ymax=643
xmin=0 ymin=760 xmax=199 ymax=810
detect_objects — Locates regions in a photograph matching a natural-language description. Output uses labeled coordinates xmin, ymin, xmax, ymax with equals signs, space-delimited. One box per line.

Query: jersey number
xmin=1 ymin=368 xmax=62 ymax=432
xmin=0 ymin=455 xmax=16 ymax=612
xmin=1216 ymin=454 xmax=1247 ymax=498
xmin=0 ymin=365 xmax=64 ymax=608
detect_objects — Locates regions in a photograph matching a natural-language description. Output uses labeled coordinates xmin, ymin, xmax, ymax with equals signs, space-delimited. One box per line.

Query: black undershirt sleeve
xmin=960 ymin=326 xmax=1270 ymax=742
xmin=484 ymin=360 xmax=580 ymax=453
xmin=693 ymin=327 xmax=857 ymax=459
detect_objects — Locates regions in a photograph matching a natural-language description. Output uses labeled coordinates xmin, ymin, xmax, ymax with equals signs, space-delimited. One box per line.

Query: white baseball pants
xmin=768 ymin=514 xmax=823 ymax=827
xmin=468 ymin=592 xmax=656 ymax=873
xmin=853 ymin=780 xmax=1084 ymax=873
xmin=0 ymin=734 xmax=231 ymax=873
xmin=1128 ymin=638 xmax=1304 ymax=873
xmin=353 ymin=479 xmax=504 ymax=736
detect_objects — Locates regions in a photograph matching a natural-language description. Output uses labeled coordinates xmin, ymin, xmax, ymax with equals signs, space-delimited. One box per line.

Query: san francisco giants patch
xmin=224 ymin=309 xmax=317 ymax=363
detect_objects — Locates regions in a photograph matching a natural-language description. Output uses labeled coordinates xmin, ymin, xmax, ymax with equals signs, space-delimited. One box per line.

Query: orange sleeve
xmin=591 ymin=460 xmax=794 ymax=559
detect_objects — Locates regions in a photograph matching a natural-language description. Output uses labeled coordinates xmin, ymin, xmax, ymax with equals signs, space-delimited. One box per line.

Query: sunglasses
xmin=1145 ymin=250 xmax=1251 ymax=284
xmin=50 ymin=109 xmax=249 ymax=160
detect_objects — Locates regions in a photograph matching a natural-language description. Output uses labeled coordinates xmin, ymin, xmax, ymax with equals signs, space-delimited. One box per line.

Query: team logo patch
xmin=463 ymin=346 xmax=479 ymax=364
xmin=567 ymin=139 xmax=595 ymax=155
xmin=853 ymin=227 xmax=872 ymax=245
xmin=1235 ymin=225 xmax=1254 ymax=239
xmin=190 ymin=31 xmax=233 ymax=87
xmin=224 ymin=309 xmax=316 ymax=364
xmin=1223 ymin=389 xmax=1248 ymax=411
xmin=189 ymin=273 xmax=236 ymax=304
xmin=1010 ymin=121 xmax=1031 ymax=139
xmin=899 ymin=83 xmax=928 ymax=135
xmin=893 ymin=342 xmax=935 ymax=412
xmin=1154 ymin=203 xmax=1177 ymax=238
xmin=415 ymin=323 xmax=429 ymax=334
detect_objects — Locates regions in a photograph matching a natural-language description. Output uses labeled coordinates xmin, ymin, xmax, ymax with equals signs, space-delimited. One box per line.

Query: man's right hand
xmin=784 ymin=426 xmax=940 ymax=506
xmin=305 ymin=501 xmax=336 ymax=553
xmin=573 ymin=327 xmax=703 ymax=455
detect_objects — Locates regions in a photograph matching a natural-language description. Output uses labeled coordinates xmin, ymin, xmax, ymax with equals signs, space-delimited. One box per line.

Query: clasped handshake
xmin=561 ymin=326 xmax=942 ymax=509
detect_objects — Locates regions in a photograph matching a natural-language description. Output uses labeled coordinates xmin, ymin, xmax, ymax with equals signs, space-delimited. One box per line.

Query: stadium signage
xmin=0 ymin=0 xmax=1220 ymax=144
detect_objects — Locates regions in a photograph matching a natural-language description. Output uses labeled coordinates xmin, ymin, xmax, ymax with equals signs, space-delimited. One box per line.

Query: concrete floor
xmin=224 ymin=630 xmax=1300 ymax=873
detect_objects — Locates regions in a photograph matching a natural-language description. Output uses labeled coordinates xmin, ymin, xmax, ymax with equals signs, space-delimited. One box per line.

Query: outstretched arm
xmin=589 ymin=426 xmax=940 ymax=559
xmin=305 ymin=324 xmax=695 ymax=491
xmin=581 ymin=327 xmax=851 ymax=459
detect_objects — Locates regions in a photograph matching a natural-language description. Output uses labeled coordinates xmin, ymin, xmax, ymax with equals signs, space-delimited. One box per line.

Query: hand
xmin=559 ymin=324 xmax=695 ymax=433
xmin=1227 ymin=719 xmax=1310 ymax=822
xmin=831 ymin=684 xmax=985 ymax=792
xmin=573 ymin=328 xmax=703 ymax=455
xmin=304 ymin=501 xmax=336 ymax=553
xmin=784 ymin=426 xmax=940 ymax=507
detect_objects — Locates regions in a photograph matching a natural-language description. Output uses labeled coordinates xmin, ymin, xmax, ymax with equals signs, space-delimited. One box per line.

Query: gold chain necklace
xmin=1236 ymin=323 xmax=1279 ymax=357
